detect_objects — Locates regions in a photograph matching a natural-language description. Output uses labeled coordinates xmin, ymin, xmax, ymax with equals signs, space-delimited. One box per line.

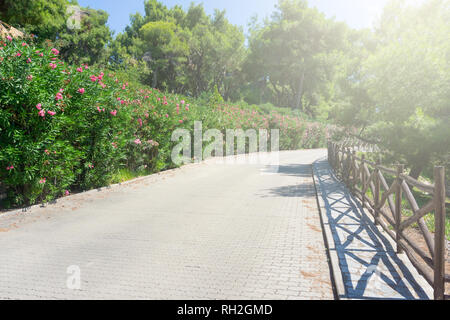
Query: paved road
xmin=0 ymin=150 xmax=333 ymax=300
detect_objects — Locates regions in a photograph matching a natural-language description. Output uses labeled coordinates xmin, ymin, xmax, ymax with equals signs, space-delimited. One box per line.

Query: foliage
xmin=0 ymin=0 xmax=113 ymax=65
xmin=112 ymin=1 xmax=245 ymax=99
xmin=333 ymin=0 xmax=450 ymax=180
xmin=244 ymin=0 xmax=349 ymax=115
xmin=0 ymin=37 xmax=327 ymax=208
xmin=0 ymin=0 xmax=68 ymax=40
xmin=1 ymin=0 xmax=448 ymax=202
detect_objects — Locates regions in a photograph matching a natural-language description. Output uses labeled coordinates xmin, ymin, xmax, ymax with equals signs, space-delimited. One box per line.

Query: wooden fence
xmin=327 ymin=141 xmax=448 ymax=300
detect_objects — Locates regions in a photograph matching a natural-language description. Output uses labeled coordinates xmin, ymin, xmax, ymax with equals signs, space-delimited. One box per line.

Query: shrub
xmin=0 ymin=38 xmax=327 ymax=208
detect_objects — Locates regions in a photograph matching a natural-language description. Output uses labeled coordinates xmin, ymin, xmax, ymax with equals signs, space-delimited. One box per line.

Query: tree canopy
xmin=1 ymin=0 xmax=448 ymax=180
xmin=0 ymin=0 xmax=112 ymax=65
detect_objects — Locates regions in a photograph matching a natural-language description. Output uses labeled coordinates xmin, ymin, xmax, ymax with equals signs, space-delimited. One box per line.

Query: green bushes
xmin=0 ymin=37 xmax=327 ymax=208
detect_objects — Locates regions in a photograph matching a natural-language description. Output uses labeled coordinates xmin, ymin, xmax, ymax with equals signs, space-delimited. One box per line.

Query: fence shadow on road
xmin=259 ymin=164 xmax=316 ymax=198
xmin=275 ymin=164 xmax=313 ymax=178
xmin=314 ymin=159 xmax=430 ymax=300
xmin=261 ymin=184 xmax=317 ymax=198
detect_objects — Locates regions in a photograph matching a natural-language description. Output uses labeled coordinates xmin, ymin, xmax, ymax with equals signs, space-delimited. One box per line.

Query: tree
xmin=244 ymin=0 xmax=348 ymax=113
xmin=0 ymin=0 xmax=68 ymax=39
xmin=58 ymin=7 xmax=112 ymax=65
xmin=139 ymin=20 xmax=188 ymax=89
xmin=111 ymin=1 xmax=245 ymax=98
xmin=0 ymin=0 xmax=112 ymax=66
xmin=338 ymin=0 xmax=450 ymax=179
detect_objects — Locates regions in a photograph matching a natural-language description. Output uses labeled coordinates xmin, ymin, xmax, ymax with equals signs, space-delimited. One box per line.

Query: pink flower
xmin=6 ymin=35 xmax=12 ymax=42
xmin=179 ymin=120 xmax=183 ymax=124
xmin=90 ymin=75 xmax=98 ymax=82
xmin=76 ymin=67 xmax=83 ymax=72
xmin=27 ymin=75 xmax=33 ymax=81
xmin=181 ymin=100 xmax=185 ymax=105
xmin=110 ymin=110 xmax=117 ymax=116
xmin=45 ymin=149 xmax=50 ymax=155
xmin=47 ymin=111 xmax=56 ymax=116
xmin=22 ymin=42 xmax=27 ymax=47
xmin=65 ymin=190 xmax=70 ymax=196
xmin=39 ymin=178 xmax=46 ymax=184
xmin=49 ymin=63 xmax=57 ymax=69
xmin=98 ymin=72 xmax=104 ymax=80
xmin=185 ymin=106 xmax=189 ymax=111
xmin=36 ymin=103 xmax=42 ymax=110
xmin=51 ymin=48 xmax=59 ymax=55
xmin=15 ymin=52 xmax=21 ymax=57
xmin=78 ymin=88 xmax=85 ymax=94
xmin=6 ymin=165 xmax=14 ymax=171
xmin=55 ymin=92 xmax=63 ymax=100
xmin=111 ymin=142 xmax=117 ymax=149
xmin=27 ymin=58 xmax=32 ymax=63
xmin=39 ymin=53 xmax=44 ymax=57
xmin=165 ymin=114 xmax=169 ymax=118
xmin=134 ymin=139 xmax=142 ymax=145
xmin=38 ymin=109 xmax=45 ymax=117
xmin=137 ymin=118 xmax=143 ymax=127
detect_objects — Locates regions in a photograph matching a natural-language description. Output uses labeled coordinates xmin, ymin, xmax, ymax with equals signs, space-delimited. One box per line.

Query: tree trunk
xmin=409 ymin=163 xmax=424 ymax=180
xmin=409 ymin=151 xmax=431 ymax=180
xmin=152 ymin=67 xmax=158 ymax=89
xmin=295 ymin=70 xmax=305 ymax=111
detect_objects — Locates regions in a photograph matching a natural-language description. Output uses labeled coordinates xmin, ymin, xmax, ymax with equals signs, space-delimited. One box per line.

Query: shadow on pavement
xmin=314 ymin=158 xmax=430 ymax=300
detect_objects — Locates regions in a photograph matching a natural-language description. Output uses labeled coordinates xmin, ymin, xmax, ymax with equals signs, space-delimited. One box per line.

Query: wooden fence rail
xmin=327 ymin=141 xmax=448 ymax=300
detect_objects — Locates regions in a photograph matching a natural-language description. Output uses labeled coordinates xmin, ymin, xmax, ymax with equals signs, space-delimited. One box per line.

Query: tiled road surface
xmin=0 ymin=150 xmax=333 ymax=300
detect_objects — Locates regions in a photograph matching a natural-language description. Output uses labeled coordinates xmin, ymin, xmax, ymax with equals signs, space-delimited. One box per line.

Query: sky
xmin=77 ymin=0 xmax=393 ymax=36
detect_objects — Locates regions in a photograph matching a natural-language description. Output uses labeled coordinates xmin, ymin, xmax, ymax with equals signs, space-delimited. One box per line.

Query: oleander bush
xmin=0 ymin=37 xmax=327 ymax=208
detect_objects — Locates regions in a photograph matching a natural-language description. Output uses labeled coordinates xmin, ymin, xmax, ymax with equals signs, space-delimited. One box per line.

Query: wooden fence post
xmin=361 ymin=154 xmax=366 ymax=208
xmin=333 ymin=143 xmax=336 ymax=170
xmin=333 ymin=143 xmax=337 ymax=172
xmin=344 ymin=148 xmax=349 ymax=184
xmin=433 ymin=166 xmax=446 ymax=300
xmin=336 ymin=144 xmax=342 ymax=174
xmin=327 ymin=141 xmax=331 ymax=164
xmin=395 ymin=164 xmax=404 ymax=254
xmin=347 ymin=148 xmax=352 ymax=188
xmin=328 ymin=141 xmax=334 ymax=168
xmin=352 ymin=150 xmax=357 ymax=194
xmin=330 ymin=142 xmax=334 ymax=169
xmin=374 ymin=156 xmax=381 ymax=225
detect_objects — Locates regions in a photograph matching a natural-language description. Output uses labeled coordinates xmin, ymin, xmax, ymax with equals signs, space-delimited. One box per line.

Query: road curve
xmin=0 ymin=149 xmax=333 ymax=300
